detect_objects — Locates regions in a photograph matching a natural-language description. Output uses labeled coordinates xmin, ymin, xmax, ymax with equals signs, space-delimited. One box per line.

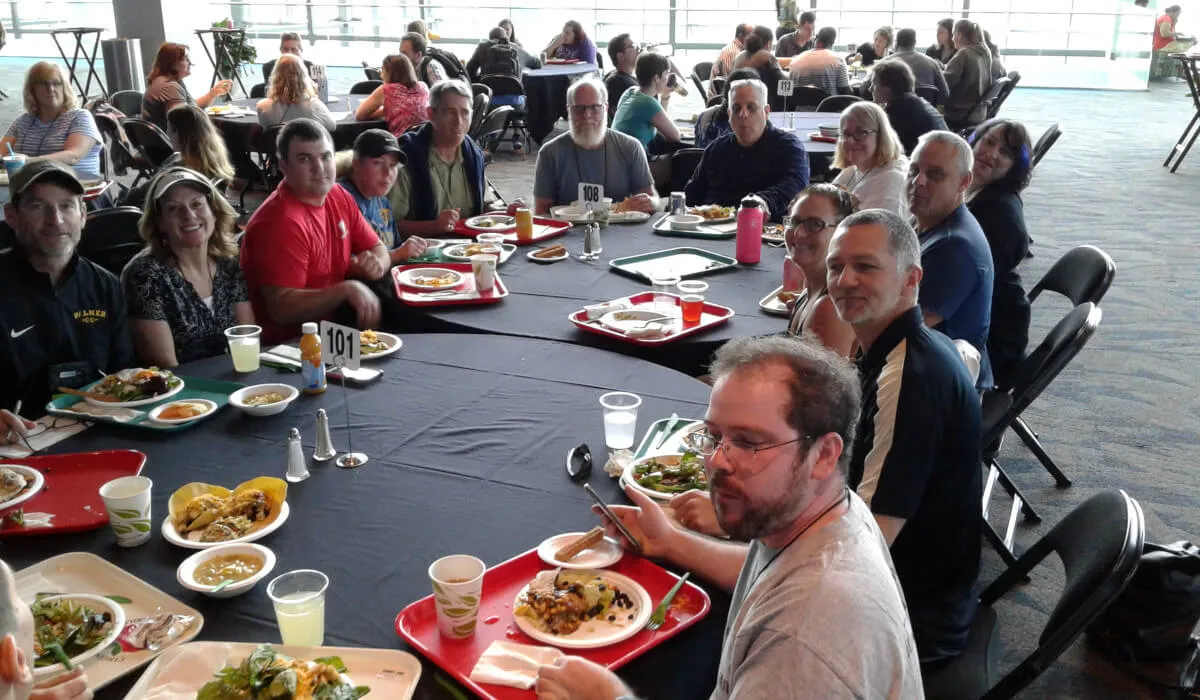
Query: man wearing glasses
xmin=532 ymin=78 xmax=658 ymax=215
xmin=535 ymin=337 xmax=923 ymax=699
xmin=826 ymin=208 xmax=982 ymax=673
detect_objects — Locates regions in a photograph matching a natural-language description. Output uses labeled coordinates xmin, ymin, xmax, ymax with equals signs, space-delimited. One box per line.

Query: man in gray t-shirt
xmin=532 ymin=78 xmax=658 ymax=214
xmin=533 ymin=337 xmax=923 ymax=700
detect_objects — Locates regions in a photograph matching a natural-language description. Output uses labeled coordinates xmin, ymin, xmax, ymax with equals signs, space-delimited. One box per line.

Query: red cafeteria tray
xmin=453 ymin=217 xmax=570 ymax=245
xmin=569 ymin=292 xmax=735 ymax=345
xmin=0 ymin=450 xmax=147 ymax=537
xmin=392 ymin=262 xmax=509 ymax=306
xmin=396 ymin=548 xmax=709 ymax=700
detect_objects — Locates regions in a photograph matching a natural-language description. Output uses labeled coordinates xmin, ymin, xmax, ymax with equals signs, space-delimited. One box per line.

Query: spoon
xmin=209 ymin=578 xmax=235 ymax=593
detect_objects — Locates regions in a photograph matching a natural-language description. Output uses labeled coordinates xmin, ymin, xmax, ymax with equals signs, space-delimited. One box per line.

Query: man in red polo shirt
xmin=240 ymin=118 xmax=390 ymax=343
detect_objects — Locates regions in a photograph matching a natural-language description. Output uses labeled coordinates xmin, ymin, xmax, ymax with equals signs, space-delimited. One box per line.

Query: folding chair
xmin=471 ymin=105 xmax=514 ymax=152
xmin=250 ymin=83 xmax=267 ymax=99
xmin=782 ymin=85 xmax=829 ymax=111
xmin=93 ymin=111 xmax=155 ymax=187
xmin=925 ymin=489 xmax=1144 ymax=700
xmin=361 ymin=62 xmax=382 ymax=81
xmin=241 ymin=124 xmax=285 ymax=209
xmin=980 ymin=302 xmax=1102 ymax=564
xmin=350 ymin=80 xmax=382 ymax=95
xmin=479 ymin=75 xmax=528 ymax=156
xmin=109 ymin=90 xmax=143 ymax=118
xmin=1031 ymin=123 xmax=1062 ymax=170
xmin=469 ymin=91 xmax=491 ymax=137
xmin=79 ymin=206 xmax=145 ymax=276
xmin=987 ymin=73 xmax=1019 ymax=120
xmin=690 ymin=61 xmax=713 ymax=97
xmin=816 ymin=94 xmax=861 ymax=113
xmin=121 ymin=118 xmax=176 ymax=170
xmin=668 ymin=148 xmax=704 ymax=193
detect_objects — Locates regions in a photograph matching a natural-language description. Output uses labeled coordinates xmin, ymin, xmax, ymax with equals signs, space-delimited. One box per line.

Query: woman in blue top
xmin=544 ymin=21 xmax=597 ymax=64
xmin=1 ymin=61 xmax=103 ymax=178
xmin=611 ymin=52 xmax=681 ymax=155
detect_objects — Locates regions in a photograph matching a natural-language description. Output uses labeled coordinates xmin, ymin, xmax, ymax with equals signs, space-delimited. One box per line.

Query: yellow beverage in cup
xmin=273 ymin=592 xmax=326 ymax=646
xmin=224 ymin=325 xmax=263 ymax=372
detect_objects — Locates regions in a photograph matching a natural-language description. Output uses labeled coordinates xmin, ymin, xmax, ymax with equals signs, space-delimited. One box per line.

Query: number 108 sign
xmin=320 ymin=321 xmax=361 ymax=370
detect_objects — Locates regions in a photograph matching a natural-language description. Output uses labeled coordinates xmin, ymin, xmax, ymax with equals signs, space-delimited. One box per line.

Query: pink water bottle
xmin=735 ymin=197 xmax=764 ymax=264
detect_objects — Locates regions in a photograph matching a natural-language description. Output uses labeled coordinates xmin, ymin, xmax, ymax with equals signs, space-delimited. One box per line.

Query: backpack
xmin=481 ymin=40 xmax=521 ymax=80
xmin=426 ymin=46 xmax=467 ymax=81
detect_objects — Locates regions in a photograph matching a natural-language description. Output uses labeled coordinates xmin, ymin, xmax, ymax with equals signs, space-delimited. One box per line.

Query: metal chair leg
xmin=1010 ymin=419 xmax=1073 ymax=488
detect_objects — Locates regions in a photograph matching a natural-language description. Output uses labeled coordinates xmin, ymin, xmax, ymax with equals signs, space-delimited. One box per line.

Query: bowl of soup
xmin=177 ymin=543 xmax=276 ymax=598
xmin=228 ymin=384 xmax=299 ymax=417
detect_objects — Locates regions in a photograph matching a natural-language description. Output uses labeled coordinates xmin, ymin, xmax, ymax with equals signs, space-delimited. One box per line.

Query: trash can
xmin=102 ymin=38 xmax=144 ymax=93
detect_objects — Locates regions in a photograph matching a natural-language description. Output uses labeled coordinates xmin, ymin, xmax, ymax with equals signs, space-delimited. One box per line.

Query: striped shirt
xmin=5 ymin=109 xmax=103 ymax=177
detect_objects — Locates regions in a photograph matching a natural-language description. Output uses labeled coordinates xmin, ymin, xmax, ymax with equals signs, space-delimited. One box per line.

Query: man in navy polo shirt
xmin=826 ymin=208 xmax=982 ymax=672
xmin=907 ymin=130 xmax=994 ymax=389
xmin=0 ymin=161 xmax=134 ymax=414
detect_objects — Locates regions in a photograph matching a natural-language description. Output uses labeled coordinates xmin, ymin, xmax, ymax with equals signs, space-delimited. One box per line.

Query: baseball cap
xmin=8 ymin=161 xmax=84 ymax=197
xmin=149 ymin=168 xmax=219 ymax=203
xmin=353 ymin=129 xmax=405 ymax=161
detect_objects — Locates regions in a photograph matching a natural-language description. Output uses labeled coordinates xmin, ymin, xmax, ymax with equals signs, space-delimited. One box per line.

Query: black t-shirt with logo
xmin=0 ymin=244 xmax=135 ymax=415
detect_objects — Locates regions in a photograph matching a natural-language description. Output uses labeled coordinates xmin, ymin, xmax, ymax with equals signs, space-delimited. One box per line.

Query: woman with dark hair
xmin=142 ymin=42 xmax=232 ymax=128
xmin=943 ymin=19 xmax=993 ymax=131
xmin=612 ymin=52 xmax=681 ymax=153
xmin=695 ymin=67 xmax=759 ymax=148
xmin=545 ymin=21 xmax=597 ymax=64
xmin=733 ymin=25 xmax=780 ymax=74
xmin=966 ymin=118 xmax=1033 ymax=389
xmin=926 ymin=18 xmax=957 ymax=64
xmin=355 ymin=53 xmax=430 ymax=136
xmin=849 ymin=26 xmax=893 ymax=67
xmin=783 ymin=184 xmax=859 ymax=358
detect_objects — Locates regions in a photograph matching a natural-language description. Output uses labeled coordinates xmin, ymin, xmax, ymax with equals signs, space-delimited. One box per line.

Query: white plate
xmin=161 ymin=501 xmax=290 ymax=550
xmin=464 ymin=214 xmax=516 ymax=232
xmin=0 ymin=465 xmax=44 ymax=511
xmin=623 ymin=453 xmax=707 ymax=502
xmin=442 ymin=242 xmax=515 ymax=263
xmin=537 ymin=532 xmax=624 ymax=569
xmin=176 ymin=543 xmax=277 ymax=598
xmin=549 ymin=205 xmax=651 ymax=224
xmin=686 ymin=206 xmax=736 ymax=224
xmin=84 ymin=370 xmax=185 ymax=408
xmin=360 ymin=331 xmax=402 ymax=360
xmin=512 ymin=570 xmax=652 ymax=649
xmin=395 ymin=267 xmax=465 ymax=291
xmin=598 ymin=309 xmax=674 ymax=333
xmin=32 ymin=593 xmax=127 ymax=678
xmin=147 ymin=399 xmax=218 ymax=425
xmin=527 ymin=248 xmax=569 ymax=263
xmin=124 ymin=642 xmax=421 ymax=700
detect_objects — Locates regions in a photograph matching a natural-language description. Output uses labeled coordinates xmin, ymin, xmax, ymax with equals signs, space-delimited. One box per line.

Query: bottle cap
xmin=740 ymin=197 xmax=761 ymax=208
xmin=302 ymin=322 xmax=318 ymax=334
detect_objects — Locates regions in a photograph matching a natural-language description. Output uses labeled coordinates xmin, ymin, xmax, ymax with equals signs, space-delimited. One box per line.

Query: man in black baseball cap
xmin=0 ymin=161 xmax=135 ymax=417
xmin=339 ymin=128 xmax=428 ymax=264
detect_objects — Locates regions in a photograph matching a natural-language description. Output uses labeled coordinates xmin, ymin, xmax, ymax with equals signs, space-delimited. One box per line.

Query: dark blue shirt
xmin=850 ymin=306 xmax=982 ymax=663
xmin=918 ymin=204 xmax=995 ymax=389
xmin=683 ymin=123 xmax=809 ymax=223
xmin=885 ymin=93 xmax=947 ymax=154
xmin=338 ymin=178 xmax=396 ymax=249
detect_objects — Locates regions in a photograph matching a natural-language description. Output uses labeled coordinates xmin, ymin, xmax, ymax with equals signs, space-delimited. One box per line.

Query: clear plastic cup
xmin=267 ymin=570 xmax=328 ymax=646
xmin=677 ymin=280 xmax=709 ymax=324
xmin=224 ymin=325 xmax=262 ymax=373
xmin=599 ymin=391 xmax=642 ymax=450
xmin=649 ymin=274 xmax=682 ymax=315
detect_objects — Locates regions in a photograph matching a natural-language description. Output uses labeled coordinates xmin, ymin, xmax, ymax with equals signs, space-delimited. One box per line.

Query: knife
xmin=655 ymin=413 xmax=680 ymax=450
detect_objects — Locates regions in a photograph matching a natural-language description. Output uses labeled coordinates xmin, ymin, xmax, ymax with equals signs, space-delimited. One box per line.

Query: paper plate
xmin=598 ymin=309 xmax=673 ymax=333
xmin=511 ymin=570 xmax=651 ymax=649
xmin=537 ymin=532 xmax=624 ymax=569
xmin=83 ymin=370 xmax=185 ymax=408
xmin=0 ymin=465 xmax=44 ymax=511
xmin=527 ymin=248 xmax=570 ymax=263
xmin=463 ymin=214 xmax=516 ymax=232
xmin=360 ymin=331 xmax=402 ymax=360
xmin=161 ymin=502 xmax=291 ymax=550
xmin=394 ymin=267 xmax=466 ymax=291
xmin=147 ymin=399 xmax=218 ymax=425
xmin=685 ymin=206 xmax=735 ymax=224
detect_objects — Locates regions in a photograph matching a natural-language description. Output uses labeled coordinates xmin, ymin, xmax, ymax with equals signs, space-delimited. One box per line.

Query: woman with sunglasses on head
xmin=831 ymin=101 xmax=908 ymax=217
xmin=782 ymin=185 xmax=860 ymax=358
xmin=1 ymin=61 xmax=103 ymax=178
xmin=966 ymin=118 xmax=1033 ymax=390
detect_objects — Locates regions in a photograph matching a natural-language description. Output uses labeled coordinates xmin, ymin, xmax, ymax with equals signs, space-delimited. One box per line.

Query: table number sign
xmin=320 ymin=321 xmax=361 ymax=371
xmin=777 ymin=79 xmax=794 ymax=97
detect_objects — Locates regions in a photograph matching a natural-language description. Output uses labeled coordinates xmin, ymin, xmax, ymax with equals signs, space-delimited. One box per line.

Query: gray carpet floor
xmin=2 ymin=65 xmax=1197 ymax=697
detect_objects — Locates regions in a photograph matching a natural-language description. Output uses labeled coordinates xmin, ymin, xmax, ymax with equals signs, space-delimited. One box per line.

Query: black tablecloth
xmin=3 ymin=334 xmax=727 ymax=700
xmin=211 ymin=95 xmax=387 ymax=156
xmin=390 ymin=221 xmax=789 ymax=376
xmin=522 ymin=63 xmax=599 ymax=144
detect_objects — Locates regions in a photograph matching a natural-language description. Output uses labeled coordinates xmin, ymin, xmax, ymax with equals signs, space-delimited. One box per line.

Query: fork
xmin=645 ymin=572 xmax=690 ymax=631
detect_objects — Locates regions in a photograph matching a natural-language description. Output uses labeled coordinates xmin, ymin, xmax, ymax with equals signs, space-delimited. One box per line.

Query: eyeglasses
xmin=683 ymin=429 xmax=811 ymax=471
xmin=568 ymin=104 xmax=605 ymax=116
xmin=12 ymin=416 xmax=76 ymax=455
xmin=840 ymin=129 xmax=877 ymax=142
xmin=784 ymin=216 xmax=838 ymax=235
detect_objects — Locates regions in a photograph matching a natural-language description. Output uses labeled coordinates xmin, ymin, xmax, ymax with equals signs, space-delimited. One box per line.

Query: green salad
xmin=632 ymin=451 xmax=708 ymax=494
xmin=32 ymin=596 xmax=117 ymax=668
xmin=197 ymin=644 xmax=370 ymax=700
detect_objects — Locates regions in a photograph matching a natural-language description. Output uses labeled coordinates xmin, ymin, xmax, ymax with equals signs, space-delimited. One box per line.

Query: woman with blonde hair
xmin=143 ymin=42 xmax=232 ymax=128
xmin=355 ymin=53 xmax=430 ymax=136
xmin=1 ymin=61 xmax=103 ymax=177
xmin=831 ymin=101 xmax=909 ymax=217
xmin=166 ymin=104 xmax=236 ymax=184
xmin=256 ymin=54 xmax=336 ymax=131
xmin=122 ymin=168 xmax=253 ymax=368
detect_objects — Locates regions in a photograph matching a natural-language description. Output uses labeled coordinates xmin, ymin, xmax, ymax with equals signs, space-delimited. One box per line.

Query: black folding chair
xmin=361 ymin=62 xmax=382 ymax=81
xmin=979 ymin=77 xmax=1011 ymax=121
xmin=250 ymin=83 xmax=267 ymax=99
xmin=109 ymin=90 xmax=143 ymax=118
xmin=669 ymin=148 xmax=704 ymax=193
xmin=471 ymin=82 xmax=493 ymax=103
xmin=816 ymin=94 xmax=861 ymax=113
xmin=781 ymin=85 xmax=829 ymax=111
xmin=241 ymin=123 xmax=285 ymax=209
xmin=710 ymin=76 xmax=727 ymax=99
xmin=471 ymin=104 xmax=514 ymax=152
xmin=469 ymin=91 xmax=491 ymax=137
xmin=1031 ymin=123 xmax=1062 ymax=170
xmin=987 ymin=73 xmax=1019 ymax=120
xmin=79 ymin=206 xmax=145 ymax=277
xmin=925 ymin=489 xmax=1144 ymax=700
xmin=690 ymin=61 xmax=713 ymax=97
xmin=350 ymin=80 xmax=382 ymax=95
xmin=121 ymin=118 xmax=176 ymax=170
xmin=479 ymin=75 xmax=528 ymax=156
xmin=93 ymin=111 xmax=155 ymax=187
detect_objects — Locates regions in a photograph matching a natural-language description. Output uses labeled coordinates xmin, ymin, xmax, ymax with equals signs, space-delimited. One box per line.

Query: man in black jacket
xmin=871 ymin=61 xmax=946 ymax=154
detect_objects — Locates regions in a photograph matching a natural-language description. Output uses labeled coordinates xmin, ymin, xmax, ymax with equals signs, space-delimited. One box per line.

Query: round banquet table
xmin=522 ymin=62 xmax=600 ymax=144
xmin=391 ymin=218 xmax=790 ymax=377
xmin=209 ymin=95 xmax=386 ymax=155
xmin=3 ymin=334 xmax=728 ymax=700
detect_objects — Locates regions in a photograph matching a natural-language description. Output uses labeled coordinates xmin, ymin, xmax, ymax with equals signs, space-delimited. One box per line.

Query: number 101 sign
xmin=320 ymin=321 xmax=360 ymax=371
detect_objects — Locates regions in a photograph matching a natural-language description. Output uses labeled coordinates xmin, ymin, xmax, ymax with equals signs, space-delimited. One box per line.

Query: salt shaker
xmin=581 ymin=223 xmax=602 ymax=260
xmin=312 ymin=409 xmax=337 ymax=462
xmin=285 ymin=428 xmax=310 ymax=483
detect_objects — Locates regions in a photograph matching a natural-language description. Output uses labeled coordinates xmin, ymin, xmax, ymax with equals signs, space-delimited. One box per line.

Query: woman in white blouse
xmin=831 ymin=101 xmax=909 ymax=218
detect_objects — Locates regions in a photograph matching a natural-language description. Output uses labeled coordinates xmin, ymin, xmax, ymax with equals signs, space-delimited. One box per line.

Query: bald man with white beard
xmin=532 ymin=78 xmax=659 ymax=214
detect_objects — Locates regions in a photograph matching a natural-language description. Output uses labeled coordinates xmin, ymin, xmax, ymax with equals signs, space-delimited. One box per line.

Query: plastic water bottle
xmin=735 ymin=198 xmax=764 ymax=264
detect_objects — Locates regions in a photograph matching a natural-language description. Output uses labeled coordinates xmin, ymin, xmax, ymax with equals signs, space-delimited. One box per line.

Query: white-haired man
xmin=906 ymin=130 xmax=995 ymax=389
xmin=684 ymin=78 xmax=809 ymax=222
xmin=532 ymin=78 xmax=658 ymax=214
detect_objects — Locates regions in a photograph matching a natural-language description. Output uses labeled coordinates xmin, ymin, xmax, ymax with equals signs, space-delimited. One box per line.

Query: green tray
xmin=608 ymin=247 xmax=738 ymax=281
xmin=633 ymin=417 xmax=704 ymax=458
xmin=45 ymin=376 xmax=246 ymax=432
xmin=651 ymin=215 xmax=737 ymax=240
xmin=407 ymin=241 xmax=517 ymax=264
